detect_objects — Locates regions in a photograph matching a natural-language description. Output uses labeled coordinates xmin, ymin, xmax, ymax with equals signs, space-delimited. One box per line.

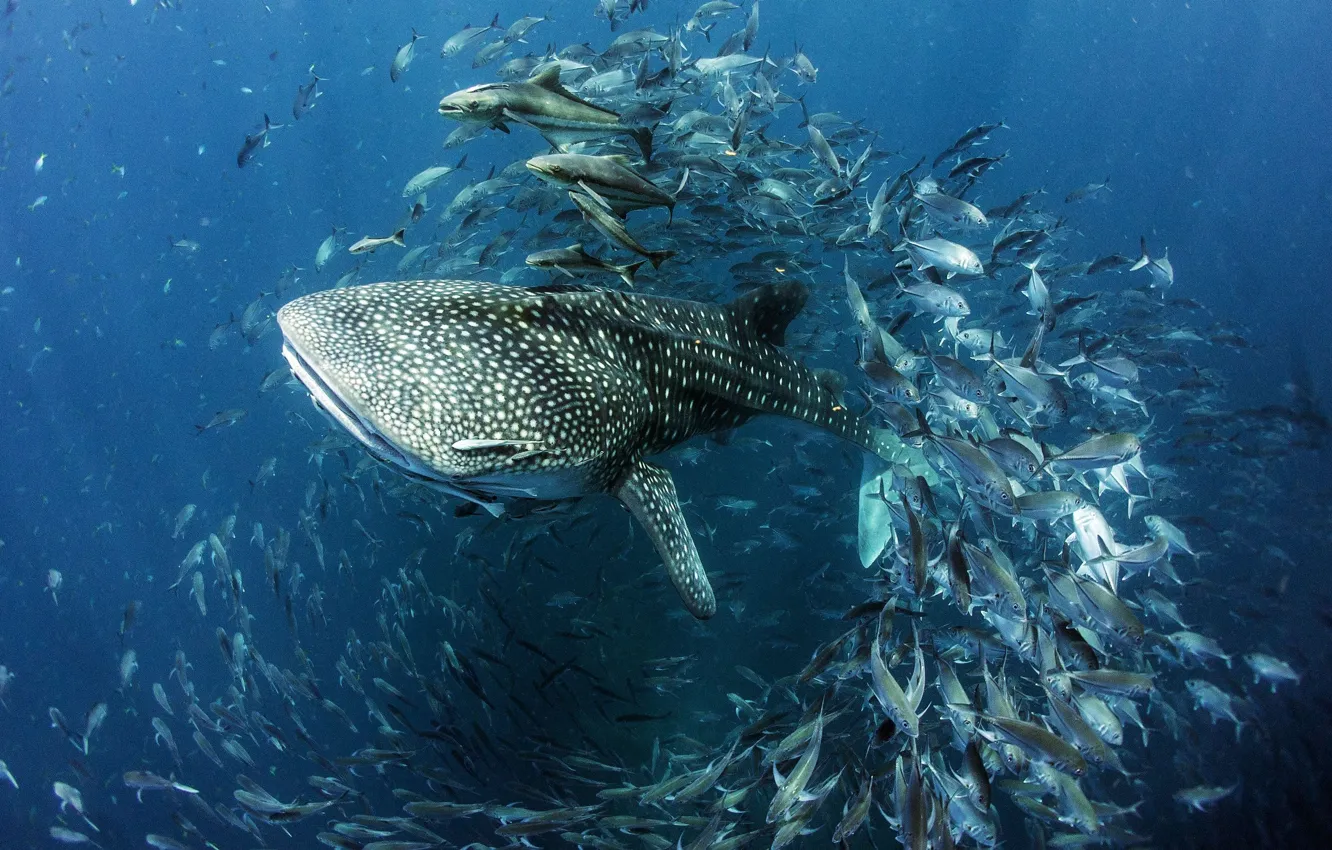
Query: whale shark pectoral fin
xmin=614 ymin=459 xmax=716 ymax=620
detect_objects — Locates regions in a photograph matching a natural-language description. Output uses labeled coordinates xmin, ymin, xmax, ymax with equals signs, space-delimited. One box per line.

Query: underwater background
xmin=2 ymin=1 xmax=1331 ymax=848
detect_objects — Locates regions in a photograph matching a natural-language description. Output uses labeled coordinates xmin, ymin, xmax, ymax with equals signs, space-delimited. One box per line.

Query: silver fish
xmin=390 ymin=29 xmax=422 ymax=83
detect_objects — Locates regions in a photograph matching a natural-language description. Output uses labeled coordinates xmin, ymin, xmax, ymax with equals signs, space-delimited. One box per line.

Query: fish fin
xmin=727 ymin=280 xmax=810 ymax=346
xmin=858 ymin=456 xmax=895 ymax=568
xmin=527 ymin=63 xmax=565 ymax=91
xmin=525 ymin=63 xmax=623 ymax=121
xmin=617 ymin=260 xmax=645 ymax=288
xmin=613 ymin=460 xmax=715 ymax=619
xmin=630 ymin=126 xmax=653 ymax=162
xmin=1126 ymin=493 xmax=1147 ymax=519
xmin=1129 ymin=236 xmax=1150 ymax=271
xmin=576 ymin=180 xmax=615 ymax=212
xmin=1020 ymin=321 xmax=1045 ymax=370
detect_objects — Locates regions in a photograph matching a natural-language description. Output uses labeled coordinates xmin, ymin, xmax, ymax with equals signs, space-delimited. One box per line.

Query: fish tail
xmin=617 ymin=260 xmax=645 ymax=288
xmin=1129 ymin=236 xmax=1150 ymax=271
xmin=630 ymin=126 xmax=653 ymax=162
xmin=646 ymin=248 xmax=674 ymax=269
xmin=901 ymin=407 xmax=934 ymax=441
xmin=390 ymin=228 xmax=406 ymax=247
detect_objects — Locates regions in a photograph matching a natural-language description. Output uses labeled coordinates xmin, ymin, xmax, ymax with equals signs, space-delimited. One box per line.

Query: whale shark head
xmin=277 ymin=279 xmax=638 ymax=512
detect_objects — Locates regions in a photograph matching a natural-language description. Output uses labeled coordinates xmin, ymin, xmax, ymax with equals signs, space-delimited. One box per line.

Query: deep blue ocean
xmin=2 ymin=1 xmax=1331 ymax=848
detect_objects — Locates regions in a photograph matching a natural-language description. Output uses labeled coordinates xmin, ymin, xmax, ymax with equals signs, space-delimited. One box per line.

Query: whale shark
xmin=277 ymin=279 xmax=898 ymax=619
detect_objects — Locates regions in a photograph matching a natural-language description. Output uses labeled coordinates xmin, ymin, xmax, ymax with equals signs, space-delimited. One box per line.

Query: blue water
xmin=2 ymin=1 xmax=1331 ymax=848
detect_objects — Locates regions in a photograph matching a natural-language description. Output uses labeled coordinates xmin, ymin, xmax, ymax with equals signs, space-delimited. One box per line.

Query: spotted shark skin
xmin=277 ymin=279 xmax=890 ymax=619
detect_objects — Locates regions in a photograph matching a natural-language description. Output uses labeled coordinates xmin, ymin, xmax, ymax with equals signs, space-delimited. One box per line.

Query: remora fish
xmin=277 ymin=279 xmax=897 ymax=618
xmin=567 ymin=188 xmax=675 ymax=269
xmin=438 ymin=64 xmax=653 ymax=160
xmin=526 ymin=153 xmax=675 ymax=217
xmin=526 ymin=244 xmax=645 ymax=287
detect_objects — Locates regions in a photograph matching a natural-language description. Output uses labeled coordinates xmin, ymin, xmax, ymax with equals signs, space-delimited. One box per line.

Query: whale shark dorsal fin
xmin=614 ymin=460 xmax=716 ymax=619
xmin=729 ymin=281 xmax=810 ymax=346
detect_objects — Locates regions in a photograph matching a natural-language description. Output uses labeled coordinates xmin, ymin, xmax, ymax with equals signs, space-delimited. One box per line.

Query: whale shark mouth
xmin=279 ymin=326 xmax=596 ymax=521
xmin=280 ymin=337 xmax=503 ymax=516
xmin=280 ymin=339 xmax=432 ymax=479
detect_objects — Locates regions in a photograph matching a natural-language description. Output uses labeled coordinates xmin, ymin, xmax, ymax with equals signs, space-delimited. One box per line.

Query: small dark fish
xmin=237 ymin=114 xmax=281 ymax=168
xmin=948 ymin=152 xmax=1006 ymax=179
xmin=196 ymin=408 xmax=247 ymax=433
xmin=292 ymin=71 xmax=323 ymax=120
xmin=1087 ymin=253 xmax=1134 ymax=275
xmin=1065 ymin=177 xmax=1111 ymax=203
xmin=119 ymin=600 xmax=141 ymax=638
